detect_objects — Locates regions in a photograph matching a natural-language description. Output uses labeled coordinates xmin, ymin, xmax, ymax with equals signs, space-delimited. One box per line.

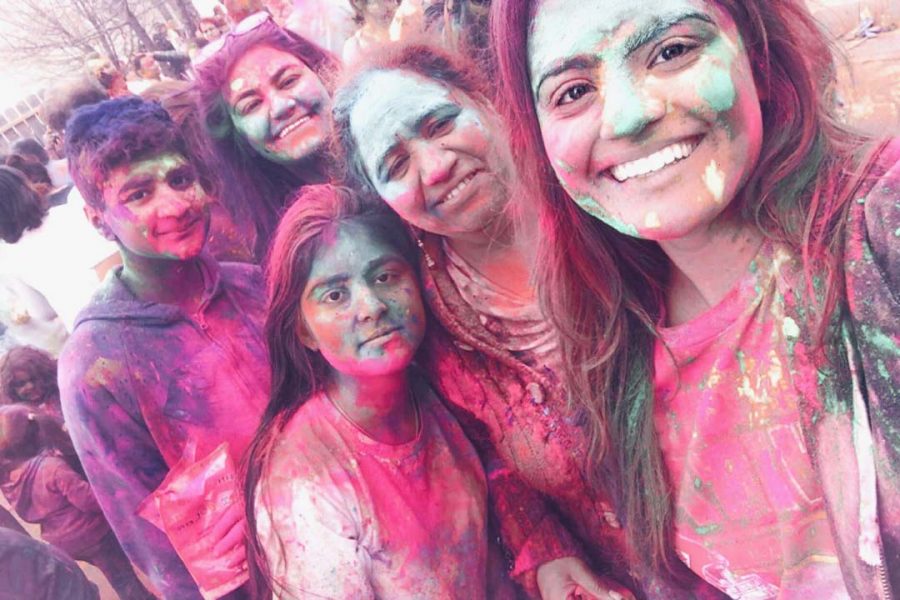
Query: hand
xmin=537 ymin=556 xmax=635 ymax=600
xmin=208 ymin=500 xmax=247 ymax=570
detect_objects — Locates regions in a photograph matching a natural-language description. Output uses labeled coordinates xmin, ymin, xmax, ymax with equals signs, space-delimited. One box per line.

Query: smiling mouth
xmin=435 ymin=170 xmax=481 ymax=207
xmin=275 ymin=114 xmax=313 ymax=140
xmin=361 ymin=326 xmax=402 ymax=347
xmin=609 ymin=139 xmax=699 ymax=183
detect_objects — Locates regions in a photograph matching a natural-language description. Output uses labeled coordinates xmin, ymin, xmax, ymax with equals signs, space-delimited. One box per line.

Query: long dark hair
xmin=193 ymin=19 xmax=338 ymax=260
xmin=242 ymin=184 xmax=418 ymax=599
xmin=491 ymin=0 xmax=878 ymax=576
xmin=0 ymin=166 xmax=48 ymax=244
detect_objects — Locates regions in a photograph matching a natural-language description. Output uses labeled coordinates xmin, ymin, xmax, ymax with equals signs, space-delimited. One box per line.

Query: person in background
xmin=197 ymin=16 xmax=228 ymax=45
xmin=193 ymin=13 xmax=337 ymax=260
xmin=0 ymin=346 xmax=63 ymax=421
xmin=0 ymin=277 xmax=67 ymax=358
xmin=127 ymin=53 xmax=164 ymax=95
xmin=0 ymin=526 xmax=100 ymax=600
xmin=0 ymin=166 xmax=108 ymax=331
xmin=61 ymin=97 xmax=269 ymax=599
xmin=0 ymin=404 xmax=153 ymax=599
xmin=343 ymin=0 xmax=400 ymax=64
xmin=84 ymin=54 xmax=129 ymax=99
xmin=492 ymin=0 xmax=900 ymax=596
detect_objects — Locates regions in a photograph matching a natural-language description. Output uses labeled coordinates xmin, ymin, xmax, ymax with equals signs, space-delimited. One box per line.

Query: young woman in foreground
xmin=492 ymin=0 xmax=899 ymax=597
xmin=332 ymin=43 xmax=637 ymax=599
xmin=243 ymin=185 xmax=513 ymax=599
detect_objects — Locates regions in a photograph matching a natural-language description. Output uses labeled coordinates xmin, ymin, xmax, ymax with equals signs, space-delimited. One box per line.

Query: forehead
xmin=528 ymin=0 xmax=710 ymax=82
xmin=106 ymin=152 xmax=188 ymax=184
xmin=348 ymin=69 xmax=461 ymax=165
xmin=308 ymin=222 xmax=400 ymax=280
xmin=227 ymin=45 xmax=309 ymax=88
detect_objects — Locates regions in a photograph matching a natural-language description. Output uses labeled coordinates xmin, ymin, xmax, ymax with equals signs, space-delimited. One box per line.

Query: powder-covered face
xmin=95 ymin=152 xmax=211 ymax=260
xmin=300 ymin=222 xmax=426 ymax=378
xmin=226 ymin=45 xmax=331 ymax=165
xmin=528 ymin=0 xmax=763 ymax=240
xmin=349 ymin=69 xmax=512 ymax=241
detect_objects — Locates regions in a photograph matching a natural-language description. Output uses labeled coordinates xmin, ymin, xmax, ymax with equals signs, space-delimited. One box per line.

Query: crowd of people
xmin=0 ymin=0 xmax=897 ymax=599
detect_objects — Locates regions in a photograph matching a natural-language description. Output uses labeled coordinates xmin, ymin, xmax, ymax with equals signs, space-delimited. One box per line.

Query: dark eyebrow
xmin=117 ymin=175 xmax=154 ymax=196
xmin=270 ymin=64 xmax=292 ymax=85
xmin=534 ymin=11 xmax=714 ymax=96
xmin=374 ymin=103 xmax=456 ymax=182
xmin=535 ymin=55 xmax=600 ymax=97
xmin=364 ymin=255 xmax=406 ymax=277
xmin=307 ymin=273 xmax=348 ymax=298
xmin=621 ymin=11 xmax=713 ymax=56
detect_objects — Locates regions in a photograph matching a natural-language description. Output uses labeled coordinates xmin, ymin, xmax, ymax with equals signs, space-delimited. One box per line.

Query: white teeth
xmin=610 ymin=141 xmax=696 ymax=182
xmin=441 ymin=172 xmax=476 ymax=204
xmin=276 ymin=115 xmax=311 ymax=139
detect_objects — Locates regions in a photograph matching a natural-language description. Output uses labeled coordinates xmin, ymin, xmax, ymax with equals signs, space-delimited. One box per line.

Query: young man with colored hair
xmin=60 ymin=97 xmax=268 ymax=599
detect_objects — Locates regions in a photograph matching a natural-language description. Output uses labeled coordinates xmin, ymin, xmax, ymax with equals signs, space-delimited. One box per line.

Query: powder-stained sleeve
xmin=483 ymin=454 xmax=581 ymax=593
xmin=48 ymin=458 xmax=101 ymax=514
xmin=256 ymin=478 xmax=375 ymax=600
xmin=59 ymin=353 xmax=202 ymax=600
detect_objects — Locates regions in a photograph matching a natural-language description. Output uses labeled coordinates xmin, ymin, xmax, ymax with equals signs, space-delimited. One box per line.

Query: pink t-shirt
xmin=256 ymin=381 xmax=494 ymax=599
xmin=654 ymin=241 xmax=849 ymax=599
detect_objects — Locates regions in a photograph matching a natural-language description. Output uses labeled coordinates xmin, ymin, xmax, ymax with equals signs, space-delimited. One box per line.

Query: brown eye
xmin=557 ymin=83 xmax=594 ymax=106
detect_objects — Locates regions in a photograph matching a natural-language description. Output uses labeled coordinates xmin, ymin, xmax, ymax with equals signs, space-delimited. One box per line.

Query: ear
xmin=83 ymin=203 xmax=116 ymax=241
xmin=295 ymin=316 xmax=319 ymax=352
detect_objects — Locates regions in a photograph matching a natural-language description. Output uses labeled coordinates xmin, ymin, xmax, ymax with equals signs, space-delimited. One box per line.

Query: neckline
xmin=659 ymin=239 xmax=776 ymax=343
xmin=324 ymin=385 xmax=422 ymax=448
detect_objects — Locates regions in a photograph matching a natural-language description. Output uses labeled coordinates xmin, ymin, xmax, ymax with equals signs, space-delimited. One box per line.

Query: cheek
xmin=377 ymin=181 xmax=419 ymax=220
xmin=234 ymin=113 xmax=269 ymax=144
xmin=539 ymin=117 xmax=596 ymax=191
xmin=306 ymin=310 xmax=355 ymax=356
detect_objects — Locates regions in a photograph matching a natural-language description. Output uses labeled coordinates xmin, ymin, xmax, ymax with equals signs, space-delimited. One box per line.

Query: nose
xmin=354 ymin=285 xmax=388 ymax=323
xmin=418 ymin=142 xmax=456 ymax=187
xmin=157 ymin=188 xmax=193 ymax=218
xmin=270 ymin=93 xmax=298 ymax=122
xmin=599 ymin=65 xmax=666 ymax=140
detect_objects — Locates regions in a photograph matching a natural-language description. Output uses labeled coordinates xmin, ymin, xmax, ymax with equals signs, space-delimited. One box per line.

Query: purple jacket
xmin=58 ymin=254 xmax=269 ymax=599
xmin=1 ymin=451 xmax=108 ymax=557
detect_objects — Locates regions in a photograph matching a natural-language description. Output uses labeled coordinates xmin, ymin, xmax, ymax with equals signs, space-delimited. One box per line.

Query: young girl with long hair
xmin=0 ymin=404 xmax=153 ymax=599
xmin=492 ymin=0 xmax=899 ymax=597
xmin=331 ymin=42 xmax=638 ymax=599
xmin=243 ymin=184 xmax=511 ymax=599
xmin=193 ymin=14 xmax=338 ymax=260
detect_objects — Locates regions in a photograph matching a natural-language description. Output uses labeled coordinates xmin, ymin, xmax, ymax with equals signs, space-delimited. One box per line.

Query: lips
xmin=605 ymin=136 xmax=702 ymax=183
xmin=274 ymin=113 xmax=314 ymax=140
xmin=432 ymin=169 xmax=482 ymax=208
xmin=158 ymin=214 xmax=202 ymax=237
xmin=360 ymin=325 xmax=402 ymax=347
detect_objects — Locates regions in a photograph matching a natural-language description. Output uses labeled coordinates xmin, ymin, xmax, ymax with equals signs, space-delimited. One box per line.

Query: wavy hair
xmin=242 ymin=184 xmax=418 ymax=599
xmin=192 ymin=19 xmax=338 ymax=261
xmin=491 ymin=0 xmax=878 ymax=576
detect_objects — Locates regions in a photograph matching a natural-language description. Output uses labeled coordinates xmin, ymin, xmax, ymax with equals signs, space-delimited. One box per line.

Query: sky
xmin=0 ymin=0 xmax=221 ymax=111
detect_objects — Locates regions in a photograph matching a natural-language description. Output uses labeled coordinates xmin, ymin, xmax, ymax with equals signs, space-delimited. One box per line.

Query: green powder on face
xmin=696 ymin=36 xmax=737 ymax=114
xmin=573 ymin=195 xmax=640 ymax=236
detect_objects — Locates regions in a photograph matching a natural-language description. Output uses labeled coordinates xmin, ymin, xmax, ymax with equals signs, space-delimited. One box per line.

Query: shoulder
xmin=218 ymin=262 xmax=266 ymax=304
xmin=265 ymin=394 xmax=348 ymax=484
xmin=846 ymin=138 xmax=900 ymax=293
